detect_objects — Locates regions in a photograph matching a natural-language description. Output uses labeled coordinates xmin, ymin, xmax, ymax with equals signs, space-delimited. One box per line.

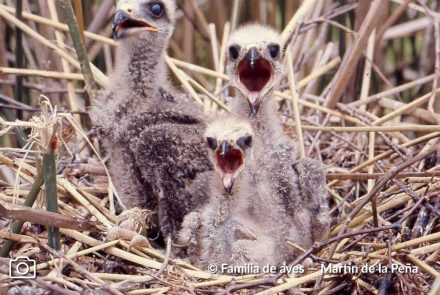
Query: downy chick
xmin=180 ymin=117 xmax=295 ymax=272
xmin=92 ymin=0 xmax=212 ymax=238
xmin=226 ymin=24 xmax=331 ymax=244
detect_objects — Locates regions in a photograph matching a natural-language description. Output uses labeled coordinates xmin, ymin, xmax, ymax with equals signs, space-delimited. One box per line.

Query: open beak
xmin=235 ymin=46 xmax=276 ymax=116
xmin=214 ymin=141 xmax=245 ymax=194
xmin=112 ymin=10 xmax=158 ymax=39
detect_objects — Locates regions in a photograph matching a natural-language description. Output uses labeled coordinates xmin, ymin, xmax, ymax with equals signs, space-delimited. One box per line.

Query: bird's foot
xmin=106 ymin=207 xmax=154 ymax=251
xmin=107 ymin=226 xmax=151 ymax=251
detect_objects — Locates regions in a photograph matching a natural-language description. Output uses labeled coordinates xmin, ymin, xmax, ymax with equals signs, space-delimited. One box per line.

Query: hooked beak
xmin=112 ymin=10 xmax=158 ymax=39
xmin=247 ymin=47 xmax=260 ymax=69
xmin=223 ymin=174 xmax=234 ymax=194
xmin=248 ymin=93 xmax=261 ymax=116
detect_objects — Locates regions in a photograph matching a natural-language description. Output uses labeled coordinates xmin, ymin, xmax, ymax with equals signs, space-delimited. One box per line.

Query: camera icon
xmin=9 ymin=256 xmax=36 ymax=279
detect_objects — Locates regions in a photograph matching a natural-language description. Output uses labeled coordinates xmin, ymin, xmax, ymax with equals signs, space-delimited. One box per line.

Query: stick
xmin=325 ymin=0 xmax=387 ymax=108
xmin=0 ymin=171 xmax=44 ymax=257
xmin=60 ymin=0 xmax=96 ymax=104
xmin=287 ymin=53 xmax=305 ymax=158
xmin=43 ymin=150 xmax=60 ymax=250
xmin=0 ymin=203 xmax=102 ymax=232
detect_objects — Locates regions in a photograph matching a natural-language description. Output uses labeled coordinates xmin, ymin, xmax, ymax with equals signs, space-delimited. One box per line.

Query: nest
xmin=0 ymin=0 xmax=440 ymax=294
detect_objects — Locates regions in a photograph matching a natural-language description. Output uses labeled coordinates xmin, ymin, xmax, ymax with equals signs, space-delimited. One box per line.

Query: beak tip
xmin=248 ymin=101 xmax=260 ymax=116
xmin=222 ymin=174 xmax=234 ymax=194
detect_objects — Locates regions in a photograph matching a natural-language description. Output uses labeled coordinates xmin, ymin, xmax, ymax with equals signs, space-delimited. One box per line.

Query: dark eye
xmin=207 ymin=137 xmax=217 ymax=150
xmin=268 ymin=44 xmax=280 ymax=59
xmin=237 ymin=135 xmax=252 ymax=149
xmin=150 ymin=3 xmax=164 ymax=18
xmin=229 ymin=45 xmax=240 ymax=60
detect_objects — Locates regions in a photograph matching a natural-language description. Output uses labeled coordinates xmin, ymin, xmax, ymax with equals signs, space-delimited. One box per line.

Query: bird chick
xmin=92 ymin=0 xmax=212 ymax=238
xmin=226 ymin=24 xmax=331 ymax=243
xmin=180 ymin=117 xmax=291 ymax=272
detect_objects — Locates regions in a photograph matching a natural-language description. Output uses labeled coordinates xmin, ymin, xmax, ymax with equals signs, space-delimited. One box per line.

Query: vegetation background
xmin=0 ymin=0 xmax=439 ymax=294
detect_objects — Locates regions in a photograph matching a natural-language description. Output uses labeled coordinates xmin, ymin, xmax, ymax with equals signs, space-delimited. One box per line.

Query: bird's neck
xmin=232 ymin=91 xmax=285 ymax=142
xmin=113 ymin=39 xmax=169 ymax=110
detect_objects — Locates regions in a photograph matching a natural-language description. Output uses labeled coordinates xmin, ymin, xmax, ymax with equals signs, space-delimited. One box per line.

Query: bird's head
xmin=227 ymin=24 xmax=283 ymax=116
xmin=113 ymin=0 xmax=176 ymax=42
xmin=205 ymin=117 xmax=254 ymax=194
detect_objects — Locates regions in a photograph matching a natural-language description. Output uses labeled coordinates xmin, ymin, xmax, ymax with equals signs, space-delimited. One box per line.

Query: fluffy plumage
xmin=180 ymin=117 xmax=281 ymax=270
xmin=92 ymin=0 xmax=211 ymax=237
xmin=180 ymin=116 xmax=326 ymax=271
xmin=226 ymin=24 xmax=331 ymax=245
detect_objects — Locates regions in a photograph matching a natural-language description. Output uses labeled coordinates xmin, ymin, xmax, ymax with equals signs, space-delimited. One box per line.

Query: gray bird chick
xmin=92 ymin=0 xmax=212 ymax=238
xmin=226 ymin=24 xmax=331 ymax=243
xmin=180 ymin=117 xmax=294 ymax=272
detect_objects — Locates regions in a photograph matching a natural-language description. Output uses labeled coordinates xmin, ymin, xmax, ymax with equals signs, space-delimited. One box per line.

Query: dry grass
xmin=0 ymin=0 xmax=439 ymax=294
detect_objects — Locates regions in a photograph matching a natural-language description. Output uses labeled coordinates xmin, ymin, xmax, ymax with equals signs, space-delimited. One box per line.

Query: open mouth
xmin=113 ymin=17 xmax=157 ymax=39
xmin=214 ymin=147 xmax=245 ymax=192
xmin=237 ymin=58 xmax=274 ymax=94
xmin=215 ymin=148 xmax=244 ymax=174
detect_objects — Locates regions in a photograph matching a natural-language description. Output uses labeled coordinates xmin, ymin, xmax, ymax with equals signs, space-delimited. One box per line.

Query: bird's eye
xmin=229 ymin=45 xmax=240 ymax=60
xmin=206 ymin=137 xmax=217 ymax=150
xmin=237 ymin=135 xmax=252 ymax=149
xmin=268 ymin=44 xmax=280 ymax=59
xmin=150 ymin=2 xmax=164 ymax=18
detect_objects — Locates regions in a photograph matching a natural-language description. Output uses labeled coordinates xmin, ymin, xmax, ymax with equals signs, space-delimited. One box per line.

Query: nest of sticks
xmin=0 ymin=0 xmax=440 ymax=294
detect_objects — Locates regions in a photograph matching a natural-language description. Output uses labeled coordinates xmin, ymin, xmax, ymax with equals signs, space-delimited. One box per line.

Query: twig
xmin=14 ymin=0 xmax=24 ymax=120
xmin=0 ymin=171 xmax=44 ymax=257
xmin=325 ymin=0 xmax=387 ymax=108
xmin=39 ymin=242 xmax=123 ymax=295
xmin=287 ymin=53 xmax=305 ymax=158
xmin=43 ymin=134 xmax=60 ymax=250
xmin=221 ymin=225 xmax=397 ymax=295
xmin=0 ymin=202 xmax=102 ymax=231
xmin=330 ymin=142 xmax=440 ymax=245
xmin=0 ymin=67 xmax=84 ymax=80
xmin=0 ymin=5 xmax=108 ymax=87
xmin=289 ymin=124 xmax=440 ymax=132
xmin=60 ymin=0 xmax=96 ymax=105
xmin=327 ymin=171 xmax=440 ymax=181
xmin=393 ymin=179 xmax=440 ymax=218
xmin=0 ymin=4 xmax=117 ymax=46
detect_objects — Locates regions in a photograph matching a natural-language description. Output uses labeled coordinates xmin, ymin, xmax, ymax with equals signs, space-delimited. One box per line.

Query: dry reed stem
xmin=325 ymin=0 xmax=386 ymax=108
xmin=373 ymin=89 xmax=440 ymax=126
xmin=0 ymin=67 xmax=84 ymax=80
xmin=391 ymin=0 xmax=440 ymax=18
xmin=287 ymin=53 xmax=305 ymax=158
xmin=0 ymin=4 xmax=117 ymax=46
xmin=0 ymin=6 xmax=108 ymax=86
xmin=59 ymin=178 xmax=112 ymax=227
xmin=406 ymin=253 xmax=439 ymax=278
xmin=47 ymin=0 xmax=81 ymax=125
xmin=213 ymin=21 xmax=230 ymax=111
xmin=1 ymin=1 xmax=439 ymax=294
xmin=291 ymin=124 xmax=440 ymax=132
xmin=164 ymin=56 xmax=203 ymax=106
xmin=0 ymin=231 xmax=38 ymax=243
xmin=281 ymin=0 xmax=318 ymax=47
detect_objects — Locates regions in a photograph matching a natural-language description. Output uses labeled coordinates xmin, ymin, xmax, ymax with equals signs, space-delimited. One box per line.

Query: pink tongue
xmin=248 ymin=92 xmax=260 ymax=104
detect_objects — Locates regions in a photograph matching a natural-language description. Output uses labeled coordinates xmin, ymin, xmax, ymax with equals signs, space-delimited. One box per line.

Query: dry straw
xmin=0 ymin=0 xmax=439 ymax=294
